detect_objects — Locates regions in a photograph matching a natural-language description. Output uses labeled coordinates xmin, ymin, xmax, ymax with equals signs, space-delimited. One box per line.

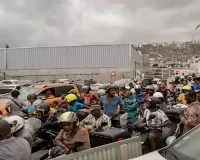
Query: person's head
xmin=146 ymin=96 xmax=160 ymax=111
xmin=3 ymin=115 xmax=25 ymax=137
xmin=145 ymin=85 xmax=154 ymax=96
xmin=11 ymin=90 xmax=20 ymax=98
xmin=182 ymin=79 xmax=188 ymax=86
xmin=152 ymin=80 xmax=157 ymax=85
xmin=0 ymin=120 xmax=11 ymax=141
xmin=194 ymin=77 xmax=200 ymax=84
xmin=65 ymin=94 xmax=77 ymax=106
xmin=187 ymin=76 xmax=193 ymax=82
xmin=114 ymin=85 xmax=119 ymax=92
xmin=68 ymin=89 xmax=77 ymax=95
xmin=35 ymin=103 xmax=50 ymax=121
xmin=82 ymin=86 xmax=91 ymax=94
xmin=153 ymin=92 xmax=164 ymax=102
xmin=107 ymin=86 xmax=115 ymax=97
xmin=160 ymin=82 xmax=167 ymax=90
xmin=134 ymin=85 xmax=141 ymax=93
xmin=58 ymin=112 xmax=79 ymax=133
xmin=61 ymin=94 xmax=66 ymax=100
xmin=185 ymin=90 xmax=196 ymax=104
xmin=182 ymin=85 xmax=192 ymax=94
xmin=97 ymin=89 xmax=106 ymax=97
xmin=90 ymin=105 xmax=101 ymax=117
xmin=46 ymin=89 xmax=52 ymax=95
xmin=125 ymin=91 xmax=132 ymax=98
xmin=27 ymin=93 xmax=37 ymax=104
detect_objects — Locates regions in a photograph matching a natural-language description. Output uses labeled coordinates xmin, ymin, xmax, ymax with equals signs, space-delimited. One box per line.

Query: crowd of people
xmin=1 ymin=75 xmax=200 ymax=159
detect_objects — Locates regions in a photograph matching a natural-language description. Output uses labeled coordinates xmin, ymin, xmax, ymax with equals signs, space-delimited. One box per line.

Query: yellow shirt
xmin=178 ymin=93 xmax=187 ymax=105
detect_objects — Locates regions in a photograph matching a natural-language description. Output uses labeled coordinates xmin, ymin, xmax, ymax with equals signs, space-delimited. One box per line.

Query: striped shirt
xmin=81 ymin=112 xmax=111 ymax=128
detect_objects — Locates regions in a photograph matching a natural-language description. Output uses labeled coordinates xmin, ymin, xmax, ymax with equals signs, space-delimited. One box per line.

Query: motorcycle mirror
xmin=148 ymin=114 xmax=156 ymax=120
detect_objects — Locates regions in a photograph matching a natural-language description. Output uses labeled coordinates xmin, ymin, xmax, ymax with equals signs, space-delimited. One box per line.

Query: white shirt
xmin=144 ymin=109 xmax=169 ymax=128
xmin=81 ymin=112 xmax=111 ymax=128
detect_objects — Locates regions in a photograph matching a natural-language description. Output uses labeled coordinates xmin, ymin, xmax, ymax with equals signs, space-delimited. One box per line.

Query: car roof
xmin=31 ymin=83 xmax=75 ymax=89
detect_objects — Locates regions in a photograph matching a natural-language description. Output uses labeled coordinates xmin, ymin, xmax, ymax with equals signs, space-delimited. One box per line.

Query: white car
xmin=130 ymin=124 xmax=200 ymax=160
xmin=1 ymin=79 xmax=18 ymax=86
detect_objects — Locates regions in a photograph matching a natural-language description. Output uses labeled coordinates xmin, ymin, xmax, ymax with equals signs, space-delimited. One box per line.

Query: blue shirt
xmin=100 ymin=96 xmax=123 ymax=117
xmin=24 ymin=104 xmax=35 ymax=114
xmin=69 ymin=102 xmax=84 ymax=112
xmin=193 ymin=83 xmax=200 ymax=91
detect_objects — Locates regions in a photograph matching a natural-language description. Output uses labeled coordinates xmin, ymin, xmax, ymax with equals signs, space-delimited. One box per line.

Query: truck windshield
xmin=18 ymin=87 xmax=39 ymax=101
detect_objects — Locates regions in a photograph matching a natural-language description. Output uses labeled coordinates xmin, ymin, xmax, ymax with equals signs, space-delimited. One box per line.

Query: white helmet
xmin=82 ymin=86 xmax=89 ymax=90
xmin=3 ymin=115 xmax=25 ymax=134
xmin=134 ymin=85 xmax=141 ymax=90
xmin=130 ymin=88 xmax=135 ymax=94
xmin=125 ymin=86 xmax=131 ymax=90
xmin=153 ymin=92 xmax=164 ymax=98
xmin=97 ymin=89 xmax=106 ymax=97
xmin=33 ymin=99 xmax=43 ymax=107
xmin=58 ymin=112 xmax=79 ymax=127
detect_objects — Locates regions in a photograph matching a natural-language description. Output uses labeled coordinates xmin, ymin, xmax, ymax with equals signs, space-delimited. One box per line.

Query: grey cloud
xmin=0 ymin=0 xmax=199 ymax=48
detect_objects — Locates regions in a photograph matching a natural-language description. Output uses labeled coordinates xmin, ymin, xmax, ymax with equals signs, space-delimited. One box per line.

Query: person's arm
xmin=80 ymin=115 xmax=90 ymax=126
xmin=83 ymin=105 xmax=90 ymax=109
xmin=157 ymin=113 xmax=171 ymax=128
xmin=118 ymin=97 xmax=124 ymax=112
xmin=55 ymin=129 xmax=68 ymax=150
xmin=5 ymin=101 xmax=11 ymax=114
xmin=104 ymin=115 xmax=112 ymax=127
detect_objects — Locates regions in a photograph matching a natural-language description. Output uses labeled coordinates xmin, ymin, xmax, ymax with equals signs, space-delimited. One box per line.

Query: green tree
xmin=5 ymin=44 xmax=9 ymax=48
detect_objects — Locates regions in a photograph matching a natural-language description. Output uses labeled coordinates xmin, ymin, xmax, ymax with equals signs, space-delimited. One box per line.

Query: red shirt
xmin=81 ymin=93 xmax=95 ymax=105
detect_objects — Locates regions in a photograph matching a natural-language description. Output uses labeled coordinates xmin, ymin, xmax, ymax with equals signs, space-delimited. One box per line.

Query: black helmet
xmin=36 ymin=103 xmax=50 ymax=117
xmin=147 ymin=96 xmax=160 ymax=109
xmin=114 ymin=85 xmax=119 ymax=91
xmin=27 ymin=93 xmax=37 ymax=100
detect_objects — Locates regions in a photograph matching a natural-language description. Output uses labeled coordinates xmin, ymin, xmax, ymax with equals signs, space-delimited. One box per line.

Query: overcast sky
xmin=0 ymin=0 xmax=200 ymax=48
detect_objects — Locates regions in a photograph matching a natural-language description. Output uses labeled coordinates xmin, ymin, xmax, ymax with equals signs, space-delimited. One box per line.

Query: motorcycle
xmin=31 ymin=118 xmax=60 ymax=153
xmin=31 ymin=142 xmax=84 ymax=160
xmin=126 ymin=114 xmax=177 ymax=154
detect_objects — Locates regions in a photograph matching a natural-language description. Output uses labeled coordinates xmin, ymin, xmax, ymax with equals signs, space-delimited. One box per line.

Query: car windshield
xmin=18 ymin=87 xmax=39 ymax=101
xmin=166 ymin=126 xmax=200 ymax=160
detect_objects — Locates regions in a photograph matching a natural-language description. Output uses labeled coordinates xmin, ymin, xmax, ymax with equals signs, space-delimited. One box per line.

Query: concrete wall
xmin=0 ymin=67 xmax=134 ymax=83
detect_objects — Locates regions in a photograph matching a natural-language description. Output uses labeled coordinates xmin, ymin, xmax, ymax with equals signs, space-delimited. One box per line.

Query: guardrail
xmin=53 ymin=136 xmax=142 ymax=160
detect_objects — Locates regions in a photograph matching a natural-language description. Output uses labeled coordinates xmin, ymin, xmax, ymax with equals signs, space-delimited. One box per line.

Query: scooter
xmin=31 ymin=142 xmax=84 ymax=160
xmin=31 ymin=118 xmax=60 ymax=153
xmin=127 ymin=114 xmax=177 ymax=154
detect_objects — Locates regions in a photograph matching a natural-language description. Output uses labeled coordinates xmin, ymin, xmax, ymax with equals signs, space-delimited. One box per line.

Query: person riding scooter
xmin=157 ymin=82 xmax=171 ymax=99
xmin=23 ymin=93 xmax=37 ymax=115
xmin=144 ymin=96 xmax=170 ymax=152
xmin=134 ymin=85 xmax=145 ymax=105
xmin=178 ymin=85 xmax=192 ymax=105
xmin=66 ymin=94 xmax=89 ymax=113
xmin=81 ymin=86 xmax=95 ymax=105
xmin=0 ymin=120 xmax=31 ymax=160
xmin=120 ymin=91 xmax=138 ymax=127
xmin=153 ymin=92 xmax=168 ymax=112
xmin=81 ymin=105 xmax=111 ymax=131
xmin=35 ymin=103 xmax=57 ymax=126
xmin=145 ymin=85 xmax=155 ymax=102
xmin=55 ymin=112 xmax=90 ymax=152
xmin=3 ymin=115 xmax=34 ymax=146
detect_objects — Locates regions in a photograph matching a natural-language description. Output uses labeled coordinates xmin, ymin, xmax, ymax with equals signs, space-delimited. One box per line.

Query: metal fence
xmin=52 ymin=136 xmax=142 ymax=160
